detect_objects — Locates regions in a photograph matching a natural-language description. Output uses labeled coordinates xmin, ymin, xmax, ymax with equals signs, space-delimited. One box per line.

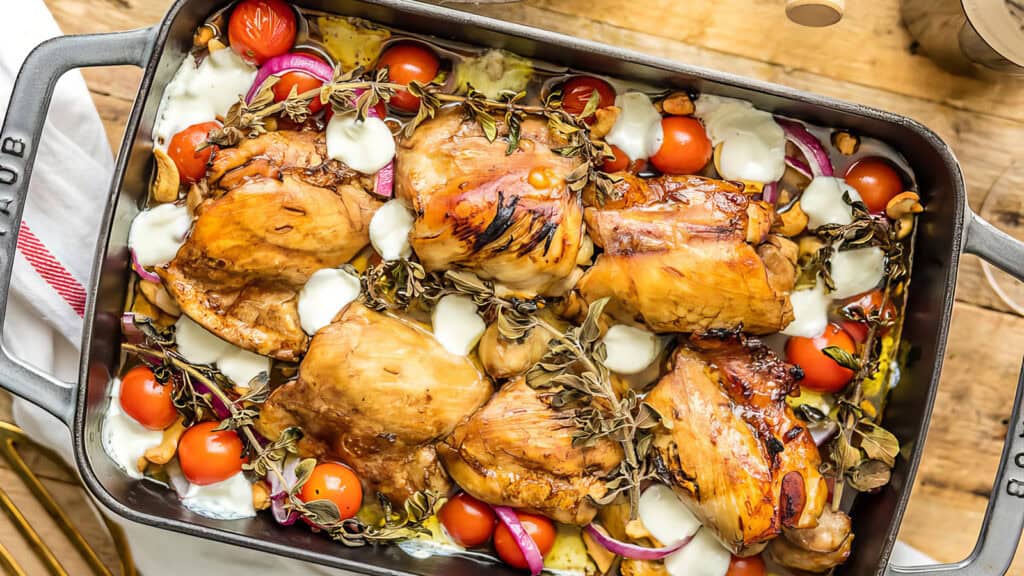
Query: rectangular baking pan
xmin=1 ymin=1 xmax=1024 ymax=574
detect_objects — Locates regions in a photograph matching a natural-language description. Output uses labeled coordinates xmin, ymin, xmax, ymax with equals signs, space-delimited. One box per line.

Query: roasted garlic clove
xmin=252 ymin=481 xmax=272 ymax=511
xmin=895 ymin=213 xmax=915 ymax=240
xmin=144 ymin=417 xmax=186 ymax=465
xmin=151 ymin=148 xmax=181 ymax=203
xmin=885 ymin=191 xmax=923 ymax=220
xmin=798 ymin=236 xmax=825 ymax=261
xmin=659 ymin=91 xmax=695 ymax=116
xmin=590 ymin=106 xmax=620 ymax=140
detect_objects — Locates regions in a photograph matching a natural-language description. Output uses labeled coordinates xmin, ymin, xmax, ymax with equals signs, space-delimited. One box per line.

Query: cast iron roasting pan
xmin=1 ymin=1 xmax=1023 ymax=574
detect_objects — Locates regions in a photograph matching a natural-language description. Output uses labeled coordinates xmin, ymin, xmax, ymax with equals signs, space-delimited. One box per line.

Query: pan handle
xmin=887 ymin=209 xmax=1024 ymax=575
xmin=0 ymin=27 xmax=156 ymax=425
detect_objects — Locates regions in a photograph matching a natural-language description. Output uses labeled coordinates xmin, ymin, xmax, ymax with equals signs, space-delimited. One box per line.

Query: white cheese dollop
xmin=605 ymin=92 xmax=663 ymax=161
xmin=801 ymin=177 xmax=863 ymax=229
xmin=174 ymin=316 xmax=270 ymax=388
xmin=128 ymin=204 xmax=192 ymax=267
xmin=181 ymin=471 xmax=256 ymax=521
xmin=782 ymin=281 xmax=830 ymax=338
xmin=830 ymin=247 xmax=886 ymax=300
xmin=695 ymin=95 xmax=785 ymax=183
xmin=102 ymin=379 xmax=162 ymax=480
xmin=431 ymin=294 xmax=486 ymax=356
xmin=369 ymin=199 xmax=414 ymax=261
xmin=326 ymin=113 xmax=396 ymax=174
xmin=602 ymin=324 xmax=660 ymax=375
xmin=297 ymin=268 xmax=361 ymax=335
xmin=638 ymin=484 xmax=730 ymax=576
xmin=153 ymin=49 xmax=256 ymax=148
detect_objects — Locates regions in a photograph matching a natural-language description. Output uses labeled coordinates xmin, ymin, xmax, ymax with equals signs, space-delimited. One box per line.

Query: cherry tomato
xmin=177 ymin=422 xmax=247 ymax=486
xmin=439 ymin=492 xmax=497 ymax=547
xmin=493 ymin=512 xmax=556 ymax=570
xmin=786 ymin=323 xmax=857 ymax=394
xmin=650 ymin=116 xmax=712 ymax=175
xmin=167 ymin=122 xmax=220 ymax=184
xmin=273 ymin=69 xmax=326 ymax=113
xmin=299 ymin=462 xmax=363 ymax=520
xmin=603 ymin=145 xmax=630 ymax=172
xmin=376 ymin=43 xmax=440 ymax=113
xmin=839 ymin=289 xmax=897 ymax=343
xmin=119 ymin=366 xmax=177 ymax=431
xmin=228 ymin=0 xmax=296 ymax=65
xmin=726 ymin=554 xmax=767 ymax=576
xmin=844 ymin=157 xmax=904 ymax=214
xmin=561 ymin=76 xmax=616 ymax=120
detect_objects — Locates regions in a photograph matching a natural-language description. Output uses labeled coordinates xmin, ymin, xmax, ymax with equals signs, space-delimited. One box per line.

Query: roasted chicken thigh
xmin=256 ymin=303 xmax=493 ymax=503
xmin=395 ymin=110 xmax=584 ymax=297
xmin=578 ymin=175 xmax=797 ymax=334
xmin=439 ymin=378 xmax=622 ymax=525
xmin=161 ymin=131 xmax=380 ymax=360
xmin=646 ymin=335 xmax=829 ymax=556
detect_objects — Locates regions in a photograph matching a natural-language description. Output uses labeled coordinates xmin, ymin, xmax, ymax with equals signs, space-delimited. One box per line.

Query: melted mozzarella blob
xmin=431 ymin=294 xmax=486 ymax=356
xmin=153 ymin=49 xmax=256 ymax=148
xmin=369 ymin=199 xmax=414 ymax=261
xmin=298 ymin=268 xmax=361 ymax=335
xmin=326 ymin=113 xmax=395 ymax=174
xmin=782 ymin=281 xmax=830 ymax=338
xmin=695 ymin=95 xmax=785 ymax=183
xmin=801 ymin=177 xmax=863 ymax=229
xmin=102 ymin=379 xmax=162 ymax=479
xmin=830 ymin=247 xmax=886 ymax=300
xmin=181 ymin=472 xmax=256 ymax=520
xmin=638 ymin=484 xmax=730 ymax=576
xmin=602 ymin=324 xmax=660 ymax=375
xmin=128 ymin=204 xmax=192 ymax=267
xmin=174 ymin=316 xmax=270 ymax=388
xmin=606 ymin=92 xmax=663 ymax=161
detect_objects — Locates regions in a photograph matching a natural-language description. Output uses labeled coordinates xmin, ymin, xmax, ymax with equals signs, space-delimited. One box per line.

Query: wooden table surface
xmin=3 ymin=0 xmax=1024 ymax=572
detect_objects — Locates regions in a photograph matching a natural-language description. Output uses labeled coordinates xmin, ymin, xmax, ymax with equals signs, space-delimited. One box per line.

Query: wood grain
xmin=14 ymin=0 xmax=1024 ymax=571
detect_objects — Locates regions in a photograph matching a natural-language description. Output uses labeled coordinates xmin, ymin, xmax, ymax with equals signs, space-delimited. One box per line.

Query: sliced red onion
xmin=270 ymin=457 xmax=300 ymax=525
xmin=131 ymin=249 xmax=161 ymax=283
xmin=191 ymin=378 xmax=231 ymax=420
xmin=776 ymin=118 xmax=833 ymax=177
xmin=785 ymin=155 xmax=813 ymax=179
xmin=350 ymin=88 xmax=395 ymax=199
xmin=762 ymin=181 xmax=779 ymax=205
xmin=492 ymin=506 xmax=544 ymax=576
xmin=585 ymin=523 xmax=695 ymax=561
xmin=246 ymin=53 xmax=333 ymax=104
xmin=121 ymin=313 xmax=146 ymax=345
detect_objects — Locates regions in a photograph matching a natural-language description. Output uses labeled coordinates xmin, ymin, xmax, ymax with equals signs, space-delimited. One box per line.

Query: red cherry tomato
xmin=439 ymin=492 xmax=497 ymax=547
xmin=228 ymin=0 xmax=296 ymax=65
xmin=726 ymin=554 xmax=767 ymax=576
xmin=119 ymin=366 xmax=177 ymax=431
xmin=167 ymin=122 xmax=220 ymax=184
xmin=273 ymin=69 xmax=326 ymax=113
xmin=839 ymin=289 xmax=897 ymax=343
xmin=786 ymin=323 xmax=857 ymax=394
xmin=493 ymin=512 xmax=556 ymax=570
xmin=603 ymin=145 xmax=630 ymax=172
xmin=376 ymin=43 xmax=440 ymax=113
xmin=561 ymin=76 xmax=616 ymax=120
xmin=299 ymin=462 xmax=363 ymax=520
xmin=844 ymin=157 xmax=904 ymax=214
xmin=177 ymin=422 xmax=247 ymax=486
xmin=650 ymin=116 xmax=712 ymax=175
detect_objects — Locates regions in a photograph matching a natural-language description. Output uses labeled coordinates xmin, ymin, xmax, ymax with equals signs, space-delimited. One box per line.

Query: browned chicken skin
xmin=439 ymin=378 xmax=623 ymax=525
xmin=578 ymin=174 xmax=796 ymax=334
xmin=396 ymin=110 xmax=584 ymax=297
xmin=161 ymin=131 xmax=381 ymax=360
xmin=256 ymin=303 xmax=493 ymax=503
xmin=646 ymin=335 xmax=828 ymax=556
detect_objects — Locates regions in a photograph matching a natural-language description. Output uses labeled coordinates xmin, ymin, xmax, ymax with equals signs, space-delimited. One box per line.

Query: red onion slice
xmin=191 ymin=378 xmax=231 ymax=420
xmin=350 ymin=88 xmax=395 ymax=198
xmin=492 ymin=506 xmax=544 ymax=576
xmin=121 ymin=313 xmax=146 ymax=345
xmin=246 ymin=53 xmax=333 ymax=104
xmin=762 ymin=181 xmax=779 ymax=205
xmin=776 ymin=118 xmax=833 ymax=177
xmin=131 ymin=249 xmax=161 ymax=283
xmin=585 ymin=523 xmax=695 ymax=561
xmin=785 ymin=155 xmax=813 ymax=179
xmin=270 ymin=457 xmax=300 ymax=525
